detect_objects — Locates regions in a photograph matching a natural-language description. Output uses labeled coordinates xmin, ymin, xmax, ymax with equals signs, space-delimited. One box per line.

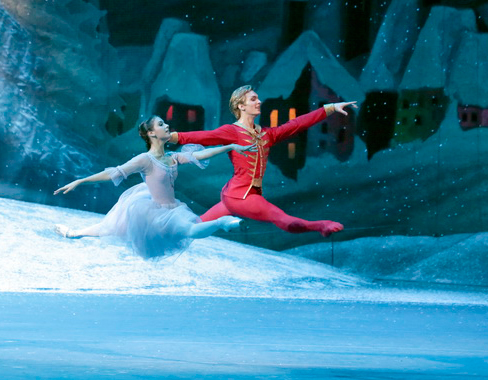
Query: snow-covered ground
xmin=285 ymin=233 xmax=488 ymax=287
xmin=1 ymin=197 xmax=487 ymax=306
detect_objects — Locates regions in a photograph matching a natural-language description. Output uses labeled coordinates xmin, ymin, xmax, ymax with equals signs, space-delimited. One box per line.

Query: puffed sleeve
xmin=104 ymin=153 xmax=151 ymax=186
xmin=171 ymin=144 xmax=209 ymax=169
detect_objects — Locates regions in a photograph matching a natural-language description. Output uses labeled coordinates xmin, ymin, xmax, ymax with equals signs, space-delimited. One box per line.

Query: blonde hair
xmin=229 ymin=85 xmax=253 ymax=119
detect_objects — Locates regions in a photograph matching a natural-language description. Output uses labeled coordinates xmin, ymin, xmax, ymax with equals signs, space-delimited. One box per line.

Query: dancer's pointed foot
xmin=319 ymin=221 xmax=344 ymax=237
xmin=218 ymin=216 xmax=243 ymax=232
xmin=55 ymin=224 xmax=76 ymax=238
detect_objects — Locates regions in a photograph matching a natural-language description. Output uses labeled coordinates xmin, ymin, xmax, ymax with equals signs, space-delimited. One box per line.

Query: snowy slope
xmin=1 ymin=197 xmax=487 ymax=306
xmin=0 ymin=197 xmax=364 ymax=298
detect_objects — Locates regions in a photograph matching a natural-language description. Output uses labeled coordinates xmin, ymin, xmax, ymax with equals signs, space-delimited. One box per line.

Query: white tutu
xmin=93 ymin=146 xmax=207 ymax=259
xmin=97 ymin=183 xmax=200 ymax=259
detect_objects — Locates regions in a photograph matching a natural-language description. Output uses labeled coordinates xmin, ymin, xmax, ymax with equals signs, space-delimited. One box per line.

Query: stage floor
xmin=1 ymin=293 xmax=487 ymax=379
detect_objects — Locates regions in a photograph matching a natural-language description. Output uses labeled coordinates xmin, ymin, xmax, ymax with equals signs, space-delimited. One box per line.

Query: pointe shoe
xmin=55 ymin=224 xmax=75 ymax=238
xmin=219 ymin=216 xmax=243 ymax=232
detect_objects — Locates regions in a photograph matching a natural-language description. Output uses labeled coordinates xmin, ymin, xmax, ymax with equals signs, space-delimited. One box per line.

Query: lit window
xmin=188 ymin=109 xmax=197 ymax=123
xmin=289 ymin=108 xmax=296 ymax=120
xmin=288 ymin=142 xmax=296 ymax=159
xmin=270 ymin=110 xmax=278 ymax=127
xmin=166 ymin=105 xmax=173 ymax=121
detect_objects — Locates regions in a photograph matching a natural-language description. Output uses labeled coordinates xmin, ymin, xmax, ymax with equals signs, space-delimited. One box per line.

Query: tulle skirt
xmin=96 ymin=183 xmax=200 ymax=259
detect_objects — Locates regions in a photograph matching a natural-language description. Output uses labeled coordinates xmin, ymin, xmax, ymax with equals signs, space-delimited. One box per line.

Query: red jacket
xmin=177 ymin=105 xmax=334 ymax=199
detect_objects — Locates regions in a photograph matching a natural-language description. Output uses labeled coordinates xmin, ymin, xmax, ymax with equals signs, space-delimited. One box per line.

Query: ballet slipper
xmin=55 ymin=224 xmax=76 ymax=238
xmin=219 ymin=216 xmax=243 ymax=232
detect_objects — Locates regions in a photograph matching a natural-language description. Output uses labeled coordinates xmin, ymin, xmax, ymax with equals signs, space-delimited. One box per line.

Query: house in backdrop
xmin=256 ymin=31 xmax=365 ymax=179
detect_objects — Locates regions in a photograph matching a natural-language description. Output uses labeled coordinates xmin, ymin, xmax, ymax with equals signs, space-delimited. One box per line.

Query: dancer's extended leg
xmin=222 ymin=191 xmax=343 ymax=237
xmin=55 ymin=223 xmax=102 ymax=238
xmin=57 ymin=216 xmax=241 ymax=240
xmin=200 ymin=201 xmax=232 ymax=222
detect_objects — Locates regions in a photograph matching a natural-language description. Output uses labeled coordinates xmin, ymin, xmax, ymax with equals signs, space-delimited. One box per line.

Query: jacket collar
xmin=233 ymin=121 xmax=264 ymax=137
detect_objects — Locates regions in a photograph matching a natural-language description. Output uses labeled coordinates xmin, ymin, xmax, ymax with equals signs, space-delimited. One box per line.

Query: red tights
xmin=200 ymin=187 xmax=343 ymax=237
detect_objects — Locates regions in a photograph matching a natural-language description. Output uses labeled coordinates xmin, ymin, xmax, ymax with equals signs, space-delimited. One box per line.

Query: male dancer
xmin=169 ymin=85 xmax=357 ymax=237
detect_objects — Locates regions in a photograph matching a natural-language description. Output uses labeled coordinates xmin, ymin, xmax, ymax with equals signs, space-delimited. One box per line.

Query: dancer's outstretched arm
xmin=271 ymin=101 xmax=358 ymax=145
xmin=192 ymin=143 xmax=257 ymax=160
xmin=53 ymin=171 xmax=115 ymax=237
xmin=54 ymin=154 xmax=149 ymax=195
xmin=53 ymin=171 xmax=112 ymax=195
xmin=168 ymin=124 xmax=236 ymax=146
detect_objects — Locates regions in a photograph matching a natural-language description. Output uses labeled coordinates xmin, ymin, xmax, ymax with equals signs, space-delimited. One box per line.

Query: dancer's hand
xmin=334 ymin=101 xmax=358 ymax=116
xmin=232 ymin=142 xmax=258 ymax=157
xmin=54 ymin=179 xmax=82 ymax=195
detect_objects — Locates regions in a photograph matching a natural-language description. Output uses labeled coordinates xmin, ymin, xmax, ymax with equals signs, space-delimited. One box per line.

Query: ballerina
xmin=54 ymin=115 xmax=257 ymax=259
